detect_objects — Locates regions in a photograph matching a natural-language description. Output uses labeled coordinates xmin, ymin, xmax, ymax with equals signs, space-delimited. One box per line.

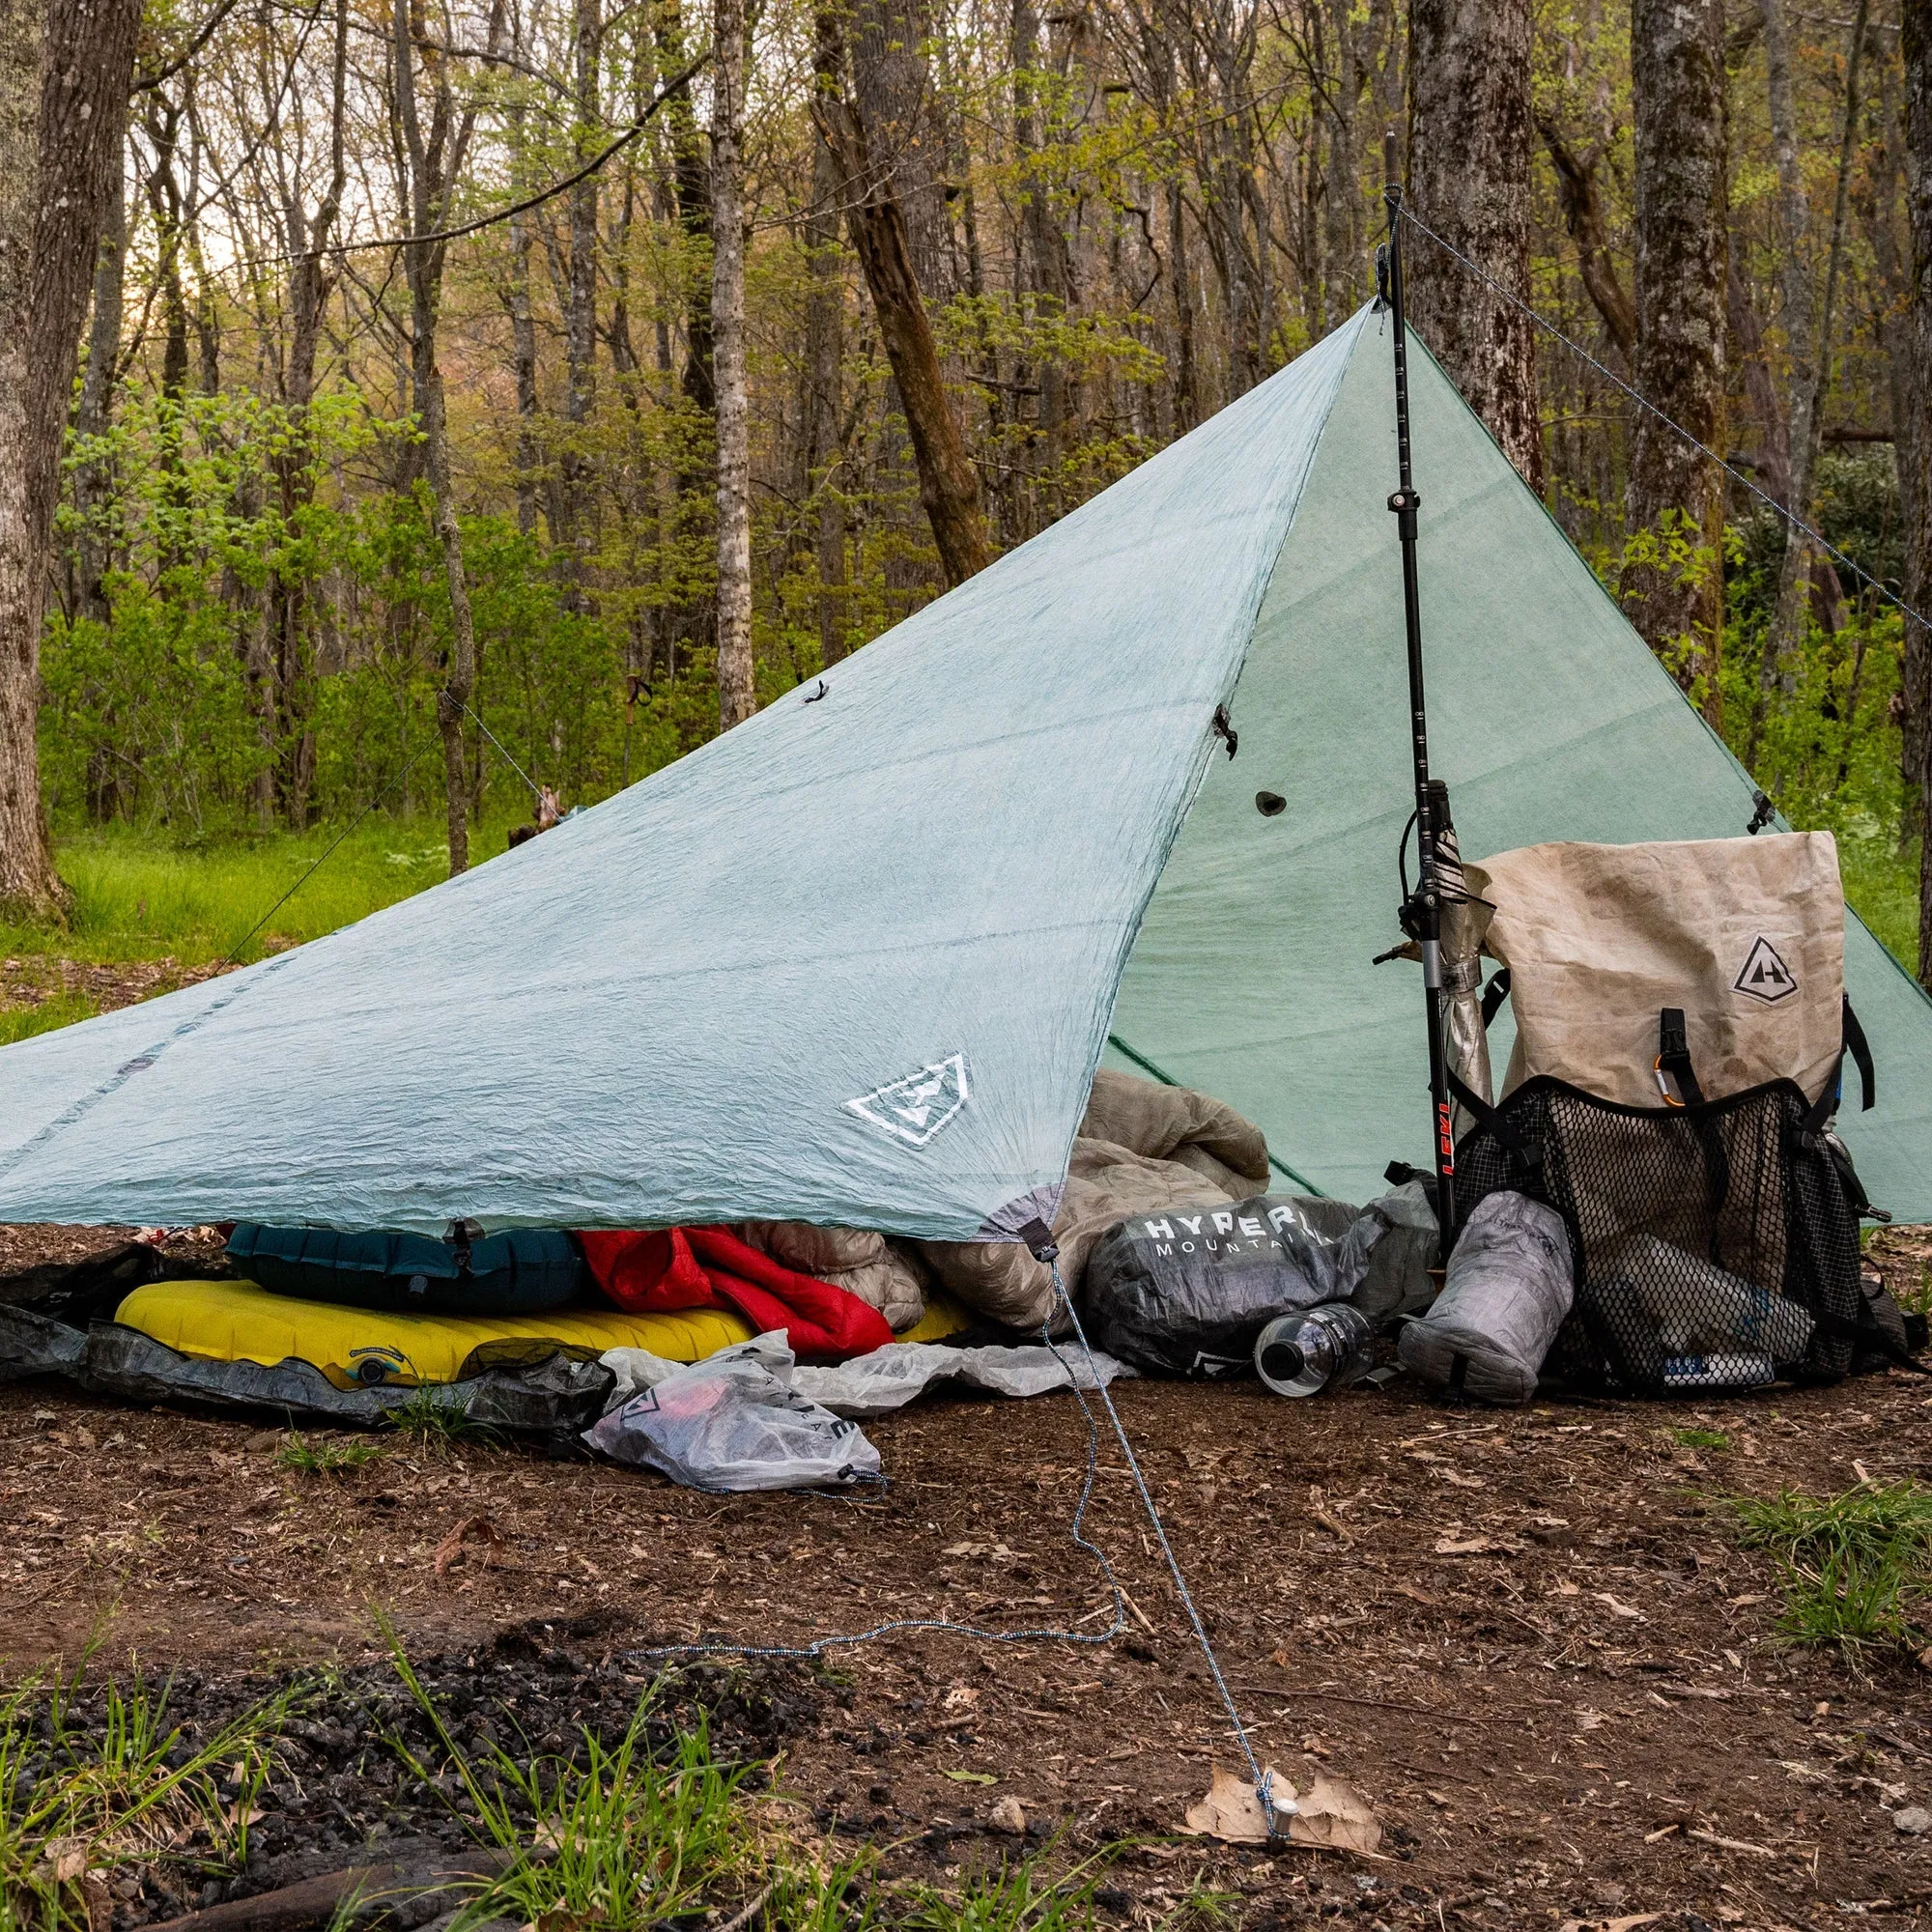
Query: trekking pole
xmin=1378 ymin=131 xmax=1457 ymax=1263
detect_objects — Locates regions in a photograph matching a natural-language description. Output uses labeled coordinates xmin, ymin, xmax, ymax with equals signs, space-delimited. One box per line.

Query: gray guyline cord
xmin=1394 ymin=201 xmax=1932 ymax=639
xmin=620 ymin=1264 xmax=1284 ymax=1836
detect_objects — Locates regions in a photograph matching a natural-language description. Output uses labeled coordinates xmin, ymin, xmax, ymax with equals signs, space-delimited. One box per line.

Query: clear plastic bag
xmin=582 ymin=1332 xmax=883 ymax=1491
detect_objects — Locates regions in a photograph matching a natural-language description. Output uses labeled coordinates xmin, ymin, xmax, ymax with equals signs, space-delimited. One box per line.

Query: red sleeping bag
xmin=576 ymin=1225 xmax=893 ymax=1363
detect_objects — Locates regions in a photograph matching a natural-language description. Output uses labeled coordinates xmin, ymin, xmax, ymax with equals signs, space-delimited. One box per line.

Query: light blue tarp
xmin=1 ymin=304 xmax=1928 ymax=1236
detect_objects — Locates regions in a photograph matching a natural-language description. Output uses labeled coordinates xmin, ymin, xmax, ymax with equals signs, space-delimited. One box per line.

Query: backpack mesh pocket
xmin=1454 ymin=1077 xmax=1864 ymax=1395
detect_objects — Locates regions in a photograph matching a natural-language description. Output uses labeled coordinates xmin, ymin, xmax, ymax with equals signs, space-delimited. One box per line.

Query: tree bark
xmin=712 ymin=0 xmax=753 ymax=730
xmin=1756 ymin=0 xmax=1818 ymax=713
xmin=812 ymin=90 xmax=991 ymax=587
xmin=392 ymin=0 xmax=483 ymax=877
xmin=560 ymin=0 xmax=601 ymax=610
xmin=804 ymin=5 xmax=847 ymax=665
xmin=1538 ymin=116 xmax=1634 ymax=361
xmin=267 ymin=0 xmax=348 ymax=832
xmin=506 ymin=95 xmax=541 ymax=543
xmin=73 ymin=145 xmax=126 ymax=634
xmin=1406 ymin=0 xmax=1544 ymax=492
xmin=1904 ymin=0 xmax=1932 ymax=983
xmin=0 ymin=0 xmax=140 ymax=917
xmin=1622 ymin=0 xmax=1726 ymax=720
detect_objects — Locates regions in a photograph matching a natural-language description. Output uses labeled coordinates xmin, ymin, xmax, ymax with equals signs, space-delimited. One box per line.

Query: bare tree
xmin=266 ymin=0 xmax=351 ymax=828
xmin=390 ymin=0 xmax=497 ymax=875
xmin=0 ymin=0 xmax=142 ymax=916
xmin=1757 ymin=0 xmax=1870 ymax=730
xmin=1905 ymin=0 xmax=1932 ymax=983
xmin=1622 ymin=0 xmax=1726 ymax=719
xmin=1405 ymin=0 xmax=1543 ymax=491
xmin=713 ymin=0 xmax=753 ymax=729
xmin=812 ymin=45 xmax=991 ymax=586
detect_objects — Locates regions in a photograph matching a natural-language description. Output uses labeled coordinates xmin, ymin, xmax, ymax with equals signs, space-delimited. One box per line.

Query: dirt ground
xmin=4 ymin=1224 xmax=1931 ymax=1932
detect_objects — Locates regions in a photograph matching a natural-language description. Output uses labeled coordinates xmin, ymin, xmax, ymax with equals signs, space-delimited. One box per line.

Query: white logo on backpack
xmin=1734 ymin=934 xmax=1799 ymax=1005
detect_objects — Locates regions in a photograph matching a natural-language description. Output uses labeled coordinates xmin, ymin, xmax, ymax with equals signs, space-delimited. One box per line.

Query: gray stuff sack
xmin=1397 ymin=1190 xmax=1573 ymax=1406
xmin=582 ymin=1332 xmax=883 ymax=1492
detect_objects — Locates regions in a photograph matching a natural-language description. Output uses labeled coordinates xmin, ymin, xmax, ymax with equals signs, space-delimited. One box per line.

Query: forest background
xmin=5 ymin=0 xmax=1932 ymax=995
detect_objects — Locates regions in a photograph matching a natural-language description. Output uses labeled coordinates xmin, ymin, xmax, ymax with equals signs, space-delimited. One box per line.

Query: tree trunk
xmin=267 ymin=0 xmax=348 ymax=833
xmin=1622 ymin=0 xmax=1726 ymax=721
xmin=712 ymin=0 xmax=753 ymax=730
xmin=560 ymin=0 xmax=601 ymax=610
xmin=0 ymin=0 xmax=140 ymax=918
xmin=813 ymin=91 xmax=991 ymax=587
xmin=1756 ymin=0 xmax=1818 ymax=714
xmin=805 ymin=5 xmax=847 ymax=666
xmin=392 ymin=0 xmax=480 ymax=877
xmin=1321 ymin=0 xmax=1364 ymax=329
xmin=1538 ymin=117 xmax=1635 ymax=360
xmin=73 ymin=146 xmax=126 ymax=634
xmin=506 ymin=96 xmax=541 ymax=542
xmin=1903 ymin=0 xmax=1932 ymax=983
xmin=1406 ymin=0 xmax=1544 ymax=492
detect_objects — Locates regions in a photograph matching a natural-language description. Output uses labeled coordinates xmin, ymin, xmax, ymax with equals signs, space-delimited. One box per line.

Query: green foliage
xmin=1728 ymin=1480 xmax=1932 ymax=1659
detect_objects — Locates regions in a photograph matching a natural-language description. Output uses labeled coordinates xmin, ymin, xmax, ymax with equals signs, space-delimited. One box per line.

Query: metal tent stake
xmin=1380 ymin=135 xmax=1457 ymax=1261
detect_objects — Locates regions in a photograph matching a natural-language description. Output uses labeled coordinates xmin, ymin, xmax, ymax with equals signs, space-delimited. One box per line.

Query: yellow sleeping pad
xmin=113 ymin=1277 xmax=971 ymax=1390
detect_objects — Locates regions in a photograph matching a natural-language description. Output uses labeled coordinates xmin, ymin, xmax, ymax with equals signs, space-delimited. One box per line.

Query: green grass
xmin=0 ymin=993 xmax=100 ymax=1046
xmin=5 ymin=815 xmax=525 ymax=971
xmin=1728 ymin=1479 xmax=1932 ymax=1660
xmin=274 ymin=1430 xmax=385 ymax=1476
xmin=0 ymin=1659 xmax=291 ymax=1932
xmin=1669 ymin=1426 xmax=1731 ymax=1452
xmin=385 ymin=1386 xmax=500 ymax=1449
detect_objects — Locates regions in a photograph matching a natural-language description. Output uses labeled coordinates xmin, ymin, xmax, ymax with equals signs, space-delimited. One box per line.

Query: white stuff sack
xmin=582 ymin=1332 xmax=882 ymax=1492
xmin=1398 ymin=1191 xmax=1573 ymax=1406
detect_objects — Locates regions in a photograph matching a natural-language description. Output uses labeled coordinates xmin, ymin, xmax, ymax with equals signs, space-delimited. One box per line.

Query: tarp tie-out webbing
xmin=620 ymin=1265 xmax=1287 ymax=1837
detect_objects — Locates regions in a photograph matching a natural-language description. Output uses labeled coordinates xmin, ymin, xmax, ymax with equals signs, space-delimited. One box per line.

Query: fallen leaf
xmin=435 ymin=1515 xmax=512 ymax=1578
xmin=37 ymin=1837 xmax=88 ymax=1886
xmin=942 ymin=1770 xmax=999 ymax=1786
xmin=1181 ymin=1764 xmax=1296 ymax=1844
xmin=1288 ymin=1771 xmax=1380 ymax=1855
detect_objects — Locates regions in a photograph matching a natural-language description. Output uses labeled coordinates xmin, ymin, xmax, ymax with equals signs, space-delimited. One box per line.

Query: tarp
xmin=0 ymin=303 xmax=1927 ymax=1231
xmin=1103 ymin=318 xmax=1932 ymax=1213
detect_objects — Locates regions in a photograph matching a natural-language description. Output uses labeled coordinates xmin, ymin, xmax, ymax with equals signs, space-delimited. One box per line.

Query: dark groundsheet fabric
xmin=0 ymin=1242 xmax=612 ymax=1437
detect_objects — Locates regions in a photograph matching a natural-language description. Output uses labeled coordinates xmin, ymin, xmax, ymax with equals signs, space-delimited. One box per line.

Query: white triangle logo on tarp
xmin=1734 ymin=935 xmax=1799 ymax=1005
xmin=844 ymin=1054 xmax=970 ymax=1147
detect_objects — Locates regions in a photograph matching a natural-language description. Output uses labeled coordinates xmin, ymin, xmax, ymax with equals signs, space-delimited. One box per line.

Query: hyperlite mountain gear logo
xmin=845 ymin=1053 xmax=969 ymax=1146
xmin=1735 ymin=934 xmax=1799 ymax=1005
